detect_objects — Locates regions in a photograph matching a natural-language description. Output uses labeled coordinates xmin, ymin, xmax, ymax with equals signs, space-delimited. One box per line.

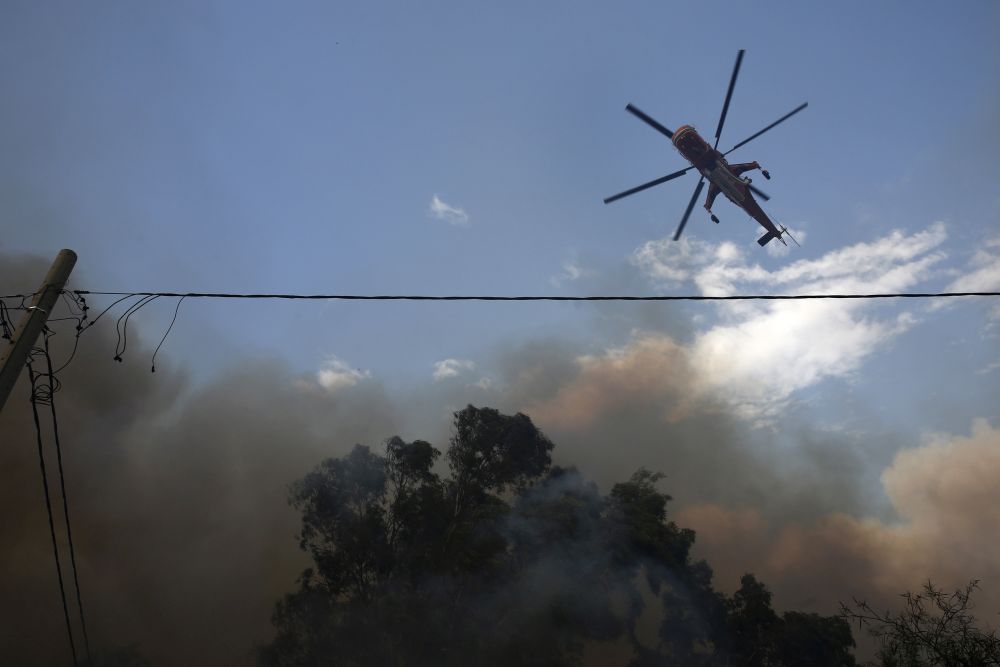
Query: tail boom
xmin=756 ymin=225 xmax=799 ymax=247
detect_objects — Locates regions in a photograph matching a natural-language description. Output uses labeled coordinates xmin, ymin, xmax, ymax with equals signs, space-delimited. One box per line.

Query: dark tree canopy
xmin=724 ymin=575 xmax=856 ymax=667
xmin=447 ymin=406 xmax=554 ymax=493
xmin=259 ymin=405 xmax=858 ymax=666
xmin=842 ymin=580 xmax=1000 ymax=666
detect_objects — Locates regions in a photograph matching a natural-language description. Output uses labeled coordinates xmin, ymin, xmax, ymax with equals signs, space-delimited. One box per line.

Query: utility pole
xmin=0 ymin=249 xmax=77 ymax=414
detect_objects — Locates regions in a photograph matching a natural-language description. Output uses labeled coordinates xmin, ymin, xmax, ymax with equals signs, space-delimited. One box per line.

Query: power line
xmin=151 ymin=296 xmax=185 ymax=373
xmin=41 ymin=333 xmax=91 ymax=662
xmin=73 ymin=290 xmax=1000 ymax=301
xmin=26 ymin=343 xmax=78 ymax=666
xmin=23 ymin=330 xmax=92 ymax=665
xmin=45 ymin=288 xmax=1000 ymax=374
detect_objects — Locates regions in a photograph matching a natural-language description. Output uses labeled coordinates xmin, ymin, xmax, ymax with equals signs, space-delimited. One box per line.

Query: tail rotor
xmin=780 ymin=226 xmax=800 ymax=247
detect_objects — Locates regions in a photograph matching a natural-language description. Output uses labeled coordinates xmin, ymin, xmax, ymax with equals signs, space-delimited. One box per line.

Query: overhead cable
xmin=26 ymin=342 xmax=78 ymax=666
xmin=73 ymin=290 xmax=1000 ymax=302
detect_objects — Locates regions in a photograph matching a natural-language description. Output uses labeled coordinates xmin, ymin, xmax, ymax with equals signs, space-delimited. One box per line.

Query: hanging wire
xmin=53 ymin=291 xmax=172 ymax=370
xmin=80 ymin=293 xmax=138 ymax=331
xmin=2 ymin=291 xmax=88 ymax=366
xmin=26 ymin=344 xmax=79 ymax=666
xmin=0 ymin=292 xmax=38 ymax=302
xmin=59 ymin=291 xmax=87 ymax=319
xmin=1 ymin=293 xmax=39 ymax=340
xmin=42 ymin=331 xmax=91 ymax=662
xmin=1 ymin=301 xmax=14 ymax=341
xmin=151 ymin=296 xmax=185 ymax=373
xmin=113 ymin=295 xmax=158 ymax=362
xmin=50 ymin=292 xmax=90 ymax=375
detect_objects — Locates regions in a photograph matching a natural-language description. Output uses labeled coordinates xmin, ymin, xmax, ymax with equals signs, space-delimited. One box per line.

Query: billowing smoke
xmin=2 ymin=248 xmax=997 ymax=665
xmin=1 ymin=255 xmax=399 ymax=664
xmin=673 ymin=419 xmax=1000 ymax=615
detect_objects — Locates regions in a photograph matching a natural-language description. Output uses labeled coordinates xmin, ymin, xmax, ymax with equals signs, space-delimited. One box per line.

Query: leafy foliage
xmin=842 ymin=580 xmax=1000 ymax=666
xmin=719 ymin=574 xmax=856 ymax=667
xmin=260 ymin=405 xmax=857 ymax=666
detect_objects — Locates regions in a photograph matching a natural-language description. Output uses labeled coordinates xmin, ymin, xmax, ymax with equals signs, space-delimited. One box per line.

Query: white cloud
xmin=692 ymin=305 xmax=916 ymax=421
xmin=631 ymin=224 xmax=949 ymax=419
xmin=632 ymin=236 xmax=716 ymax=287
xmin=472 ymin=376 xmax=494 ymax=390
xmin=944 ymin=236 xmax=1000 ymax=323
xmin=316 ymin=355 xmax=371 ymax=392
xmin=976 ymin=360 xmax=1000 ymax=375
xmin=550 ymin=258 xmax=591 ymax=287
xmin=947 ymin=236 xmax=1000 ymax=286
xmin=433 ymin=358 xmax=475 ymax=381
xmin=429 ymin=194 xmax=469 ymax=226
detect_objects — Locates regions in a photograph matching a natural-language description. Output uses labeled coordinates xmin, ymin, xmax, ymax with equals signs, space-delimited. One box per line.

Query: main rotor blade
xmin=603 ymin=167 xmax=694 ymax=204
xmin=714 ymin=49 xmax=745 ymax=149
xmin=673 ymin=177 xmax=705 ymax=241
xmin=724 ymin=102 xmax=808 ymax=155
xmin=626 ymin=103 xmax=673 ymax=139
xmin=748 ymin=183 xmax=770 ymax=201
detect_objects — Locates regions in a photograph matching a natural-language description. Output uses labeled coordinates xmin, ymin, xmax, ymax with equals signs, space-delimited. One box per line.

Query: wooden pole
xmin=0 ymin=249 xmax=77 ymax=414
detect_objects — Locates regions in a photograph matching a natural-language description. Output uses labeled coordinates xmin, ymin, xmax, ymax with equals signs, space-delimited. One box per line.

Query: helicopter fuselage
xmin=670 ymin=124 xmax=782 ymax=242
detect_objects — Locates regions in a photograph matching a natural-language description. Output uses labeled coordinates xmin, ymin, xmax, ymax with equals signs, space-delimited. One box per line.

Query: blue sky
xmin=5 ymin=0 xmax=996 ymax=427
xmin=2 ymin=2 xmax=1000 ymax=660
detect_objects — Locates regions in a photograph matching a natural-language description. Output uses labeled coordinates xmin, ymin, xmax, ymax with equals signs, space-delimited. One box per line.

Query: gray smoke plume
xmin=1 ymin=254 xmax=400 ymax=664
xmin=2 ymin=251 xmax=996 ymax=666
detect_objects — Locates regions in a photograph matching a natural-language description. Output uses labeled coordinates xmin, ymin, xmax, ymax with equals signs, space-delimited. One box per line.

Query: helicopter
xmin=604 ymin=50 xmax=807 ymax=247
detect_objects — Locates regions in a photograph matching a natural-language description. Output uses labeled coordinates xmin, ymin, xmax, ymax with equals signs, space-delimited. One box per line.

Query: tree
xmin=727 ymin=574 xmax=781 ymax=666
xmin=724 ymin=574 xmax=856 ymax=667
xmin=606 ymin=469 xmax=728 ymax=665
xmin=447 ymin=406 xmax=553 ymax=494
xmin=775 ymin=612 xmax=857 ymax=667
xmin=261 ymin=406 xmax=565 ymax=666
xmin=259 ymin=405 xmax=860 ymax=666
xmin=841 ymin=580 xmax=1000 ymax=666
